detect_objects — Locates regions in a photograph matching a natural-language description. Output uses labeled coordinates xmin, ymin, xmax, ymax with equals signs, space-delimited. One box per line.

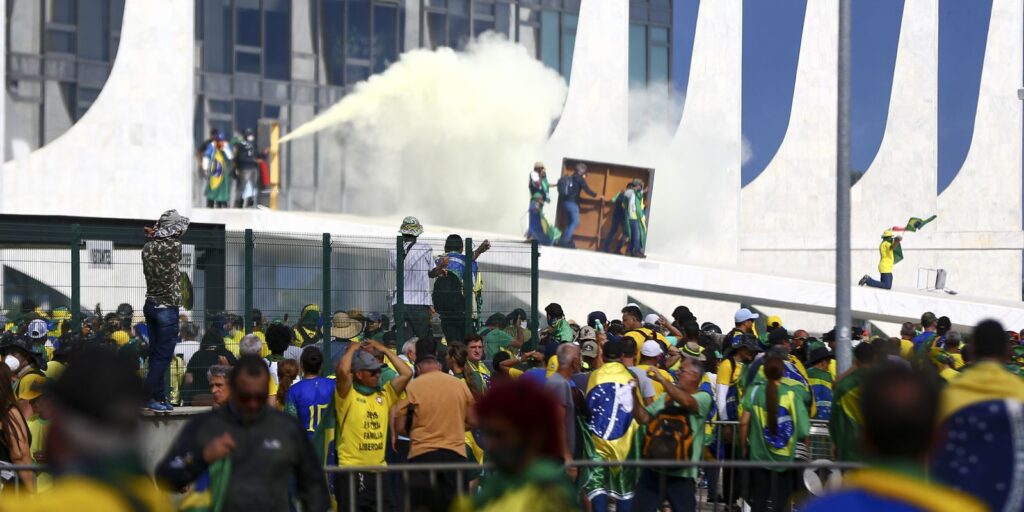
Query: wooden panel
xmin=554 ymin=158 xmax=655 ymax=253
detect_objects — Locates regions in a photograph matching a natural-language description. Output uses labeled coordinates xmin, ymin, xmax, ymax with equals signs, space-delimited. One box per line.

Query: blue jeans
xmin=144 ymin=300 xmax=180 ymax=402
xmin=865 ymin=272 xmax=893 ymax=289
xmin=633 ymin=469 xmax=696 ymax=512
xmin=560 ymin=200 xmax=580 ymax=245
xmin=627 ymin=219 xmax=642 ymax=254
xmin=601 ymin=212 xmax=625 ymax=253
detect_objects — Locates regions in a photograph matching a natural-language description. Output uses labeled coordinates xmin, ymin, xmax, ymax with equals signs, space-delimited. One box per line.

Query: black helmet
xmin=243 ymin=127 xmax=255 ymax=137
xmin=116 ymin=303 xmax=134 ymax=320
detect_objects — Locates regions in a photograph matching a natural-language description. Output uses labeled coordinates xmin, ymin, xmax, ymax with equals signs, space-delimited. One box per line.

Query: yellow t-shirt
xmin=899 ymin=339 xmax=914 ymax=359
xmin=335 ymin=384 xmax=399 ymax=466
xmin=634 ymin=364 xmax=674 ymax=397
xmin=950 ymin=352 xmax=965 ymax=370
xmin=508 ymin=367 xmax=524 ymax=379
xmin=254 ymin=330 xmax=270 ymax=358
xmin=44 ymin=361 xmax=66 ymax=380
xmin=878 ymin=240 xmax=895 ymax=273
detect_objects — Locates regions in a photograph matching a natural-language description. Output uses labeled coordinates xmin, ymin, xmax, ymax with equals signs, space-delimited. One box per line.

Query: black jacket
xmin=558 ymin=174 xmax=598 ymax=202
xmin=155 ymin=403 xmax=329 ymax=512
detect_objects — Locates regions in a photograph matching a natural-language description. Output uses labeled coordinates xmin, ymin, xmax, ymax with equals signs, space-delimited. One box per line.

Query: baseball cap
xmin=351 ymin=350 xmax=383 ymax=372
xmin=641 ymin=339 xmax=664 ymax=357
xmin=766 ymin=315 xmax=783 ymax=329
xmin=603 ymin=339 xmax=624 ymax=359
xmin=577 ymin=326 xmax=597 ymax=343
xmin=27 ymin=319 xmax=49 ymax=340
xmin=734 ymin=308 xmax=759 ymax=324
xmin=366 ymin=312 xmax=383 ymax=323
xmin=643 ymin=314 xmax=661 ymax=327
xmin=806 ymin=346 xmax=834 ymax=367
xmin=581 ymin=340 xmax=599 ymax=358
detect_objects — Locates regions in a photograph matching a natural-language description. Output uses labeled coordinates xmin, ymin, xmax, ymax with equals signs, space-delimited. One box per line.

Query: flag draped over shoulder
xmin=585 ymin=362 xmax=637 ymax=463
xmin=179 ymin=458 xmax=232 ymax=512
xmin=311 ymin=400 xmax=339 ymax=467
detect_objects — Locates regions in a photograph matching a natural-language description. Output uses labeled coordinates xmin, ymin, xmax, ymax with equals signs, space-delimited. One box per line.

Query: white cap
xmin=643 ymin=313 xmax=661 ymax=326
xmin=641 ymin=339 xmax=664 ymax=357
xmin=27 ymin=319 xmax=49 ymax=339
xmin=734 ymin=308 xmax=759 ymax=324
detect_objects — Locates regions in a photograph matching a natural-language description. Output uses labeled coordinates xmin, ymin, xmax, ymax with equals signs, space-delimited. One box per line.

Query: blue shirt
xmin=285 ymin=377 xmax=335 ymax=439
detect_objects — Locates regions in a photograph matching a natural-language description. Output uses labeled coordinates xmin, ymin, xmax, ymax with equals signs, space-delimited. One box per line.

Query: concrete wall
xmin=0 ymin=0 xmax=193 ymax=220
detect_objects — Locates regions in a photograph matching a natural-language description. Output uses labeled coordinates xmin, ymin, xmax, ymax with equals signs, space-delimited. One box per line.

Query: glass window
xmin=77 ymin=0 xmax=108 ymax=61
xmin=236 ymin=0 xmax=261 ymax=47
xmin=234 ymin=99 xmax=261 ymax=133
xmin=347 ymin=0 xmax=371 ymax=60
xmin=427 ymin=11 xmax=447 ymax=49
xmin=203 ymin=0 xmax=233 ymax=73
xmin=650 ymin=45 xmax=669 ymax=84
xmin=650 ymin=26 xmax=668 ymax=45
xmin=210 ymin=99 xmax=233 ymax=113
xmin=322 ymin=0 xmax=344 ymax=85
xmin=346 ymin=64 xmax=370 ymax=84
xmin=539 ymin=11 xmax=560 ymax=72
xmin=629 ymin=24 xmax=647 ymax=87
xmin=561 ymin=14 xmax=577 ymax=79
xmin=236 ymin=50 xmax=261 ymax=74
xmin=517 ymin=7 xmax=539 ymax=59
xmin=449 ymin=0 xmax=468 ymax=15
xmin=264 ymin=0 xmax=291 ymax=80
xmin=449 ymin=11 xmax=471 ymax=49
xmin=474 ymin=1 xmax=495 ymax=16
xmin=494 ymin=3 xmax=512 ymax=35
xmin=264 ymin=104 xmax=282 ymax=119
xmin=474 ymin=19 xmax=495 ymax=38
xmin=373 ymin=4 xmax=399 ymax=73
xmin=46 ymin=31 xmax=76 ymax=54
xmin=111 ymin=0 xmax=125 ymax=31
xmin=49 ymin=0 xmax=76 ymax=23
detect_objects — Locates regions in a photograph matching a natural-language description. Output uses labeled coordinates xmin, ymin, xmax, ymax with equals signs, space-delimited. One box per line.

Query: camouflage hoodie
xmin=143 ymin=210 xmax=189 ymax=307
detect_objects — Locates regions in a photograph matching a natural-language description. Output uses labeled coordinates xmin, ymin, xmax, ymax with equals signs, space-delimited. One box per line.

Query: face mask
xmin=4 ymin=355 xmax=20 ymax=372
xmin=547 ymin=317 xmax=556 ymax=327
xmin=520 ymin=321 xmax=528 ymax=329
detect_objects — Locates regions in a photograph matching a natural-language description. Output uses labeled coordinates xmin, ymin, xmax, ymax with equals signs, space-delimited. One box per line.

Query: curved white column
xmin=851 ymin=0 xmax=937 ymax=237
xmin=937 ymin=0 xmax=1023 ymax=233
xmin=0 ymin=0 xmax=194 ymax=219
xmin=544 ymin=0 xmax=629 ymax=162
xmin=666 ymin=0 xmax=743 ymax=264
xmin=740 ymin=0 xmax=838 ymax=237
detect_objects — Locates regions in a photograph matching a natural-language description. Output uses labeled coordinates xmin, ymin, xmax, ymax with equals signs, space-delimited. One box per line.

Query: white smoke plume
xmin=281 ymin=34 xmax=568 ymax=234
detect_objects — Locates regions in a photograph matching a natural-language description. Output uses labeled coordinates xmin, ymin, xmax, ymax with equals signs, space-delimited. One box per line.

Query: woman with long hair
xmin=0 ymin=363 xmax=33 ymax=492
xmin=274 ymin=359 xmax=299 ymax=411
xmin=739 ymin=351 xmax=810 ymax=511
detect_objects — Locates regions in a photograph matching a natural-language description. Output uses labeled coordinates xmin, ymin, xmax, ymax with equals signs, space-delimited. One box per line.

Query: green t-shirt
xmin=483 ymin=328 xmax=515 ymax=360
xmin=641 ymin=390 xmax=713 ymax=479
xmin=550 ymin=318 xmax=574 ymax=344
xmin=740 ymin=380 xmax=810 ymax=471
xmin=829 ymin=368 xmax=867 ymax=462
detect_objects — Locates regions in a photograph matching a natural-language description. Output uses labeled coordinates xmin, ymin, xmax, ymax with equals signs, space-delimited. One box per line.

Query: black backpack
xmin=557 ymin=176 xmax=572 ymax=197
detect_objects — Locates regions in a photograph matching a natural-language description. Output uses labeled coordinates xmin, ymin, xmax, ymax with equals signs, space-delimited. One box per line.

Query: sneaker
xmin=858 ymin=275 xmax=870 ymax=286
xmin=146 ymin=400 xmax=170 ymax=412
xmin=162 ymin=400 xmax=175 ymax=412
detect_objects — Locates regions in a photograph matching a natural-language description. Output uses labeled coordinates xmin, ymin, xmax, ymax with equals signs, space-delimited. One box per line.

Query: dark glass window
xmin=427 ymin=11 xmax=447 ymax=49
xmin=203 ymin=0 xmax=233 ymax=73
xmin=50 ymin=0 xmax=76 ymax=24
xmin=236 ymin=0 xmax=262 ymax=47
xmin=539 ymin=10 xmax=559 ymax=70
xmin=264 ymin=0 xmax=291 ymax=80
xmin=237 ymin=50 xmax=261 ymax=74
xmin=373 ymin=4 xmax=399 ymax=72
xmin=561 ymin=13 xmax=577 ymax=78
xmin=348 ymin=0 xmax=371 ymax=60
xmin=46 ymin=31 xmax=76 ymax=54
xmin=235 ymin=99 xmax=261 ymax=133
xmin=322 ymin=0 xmax=345 ymax=85
xmin=629 ymin=23 xmax=647 ymax=87
xmin=77 ymin=0 xmax=108 ymax=61
xmin=346 ymin=64 xmax=370 ymax=84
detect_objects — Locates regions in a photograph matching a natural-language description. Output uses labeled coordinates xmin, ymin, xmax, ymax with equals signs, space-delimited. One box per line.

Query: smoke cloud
xmin=282 ymin=34 xmax=567 ymax=234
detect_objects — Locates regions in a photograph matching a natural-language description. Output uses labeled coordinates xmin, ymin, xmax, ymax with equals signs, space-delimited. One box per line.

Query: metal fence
xmin=2 ymin=457 xmax=859 ymax=511
xmin=0 ymin=218 xmax=539 ymax=404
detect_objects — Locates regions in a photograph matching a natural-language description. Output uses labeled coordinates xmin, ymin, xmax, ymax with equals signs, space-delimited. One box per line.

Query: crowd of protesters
xmin=0 ymin=212 xmax=1019 ymax=512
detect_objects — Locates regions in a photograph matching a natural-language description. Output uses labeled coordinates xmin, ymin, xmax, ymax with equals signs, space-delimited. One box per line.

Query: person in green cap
xmin=390 ymin=216 xmax=449 ymax=342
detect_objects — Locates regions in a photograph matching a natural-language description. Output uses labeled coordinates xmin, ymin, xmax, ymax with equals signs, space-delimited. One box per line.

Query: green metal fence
xmin=0 ymin=217 xmax=539 ymax=404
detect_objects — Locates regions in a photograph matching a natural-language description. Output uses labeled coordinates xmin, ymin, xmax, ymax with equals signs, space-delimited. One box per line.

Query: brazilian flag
xmin=179 ymin=458 xmax=232 ymax=512
xmin=903 ymin=215 xmax=937 ymax=232
xmin=580 ymin=362 xmax=640 ymax=502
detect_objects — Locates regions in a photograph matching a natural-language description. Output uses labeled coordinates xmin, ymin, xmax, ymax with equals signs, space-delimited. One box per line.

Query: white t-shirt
xmin=628 ymin=367 xmax=657 ymax=400
xmin=390 ymin=241 xmax=434 ymax=306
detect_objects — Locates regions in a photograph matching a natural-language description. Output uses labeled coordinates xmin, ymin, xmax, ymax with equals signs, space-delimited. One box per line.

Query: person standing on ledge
xmin=142 ymin=209 xmax=189 ymax=412
xmin=556 ymin=163 xmax=603 ymax=248
xmin=859 ymin=229 xmax=901 ymax=289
